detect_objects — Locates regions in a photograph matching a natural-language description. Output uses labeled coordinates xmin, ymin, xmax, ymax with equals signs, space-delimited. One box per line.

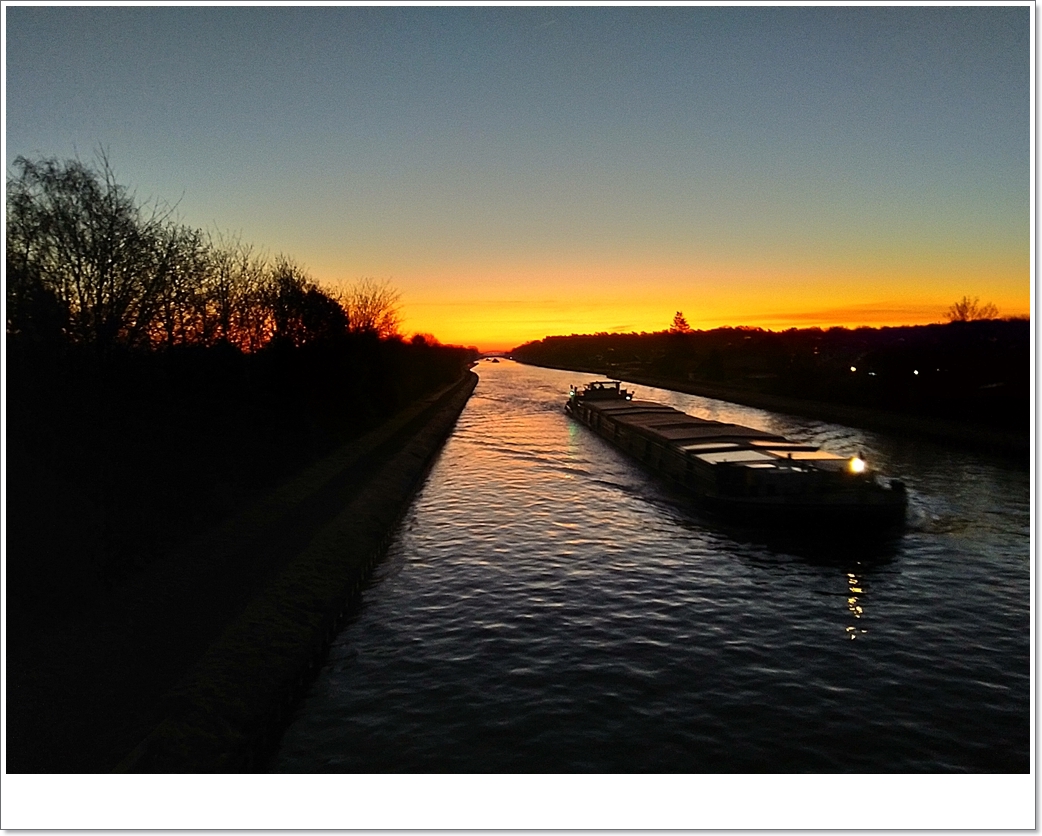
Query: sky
xmin=4 ymin=4 xmax=1032 ymax=351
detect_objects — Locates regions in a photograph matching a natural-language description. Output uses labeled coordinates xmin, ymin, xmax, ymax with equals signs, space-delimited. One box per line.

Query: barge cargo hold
xmin=565 ymin=380 xmax=907 ymax=530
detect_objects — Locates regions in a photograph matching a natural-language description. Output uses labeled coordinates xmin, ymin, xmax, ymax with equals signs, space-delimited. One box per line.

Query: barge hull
xmin=565 ymin=382 xmax=906 ymax=531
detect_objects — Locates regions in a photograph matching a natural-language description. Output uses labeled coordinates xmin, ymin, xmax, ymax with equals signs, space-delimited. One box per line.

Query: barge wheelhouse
xmin=565 ymin=381 xmax=906 ymax=530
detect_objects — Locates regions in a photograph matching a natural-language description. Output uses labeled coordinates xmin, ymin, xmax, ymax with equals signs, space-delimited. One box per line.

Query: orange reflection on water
xmin=845 ymin=571 xmax=869 ymax=640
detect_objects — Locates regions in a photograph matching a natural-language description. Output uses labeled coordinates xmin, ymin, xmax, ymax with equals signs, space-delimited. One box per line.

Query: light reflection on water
xmin=272 ymin=360 xmax=1029 ymax=772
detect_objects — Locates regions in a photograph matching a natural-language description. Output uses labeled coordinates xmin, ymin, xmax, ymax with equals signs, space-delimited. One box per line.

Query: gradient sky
xmin=5 ymin=4 xmax=1032 ymax=350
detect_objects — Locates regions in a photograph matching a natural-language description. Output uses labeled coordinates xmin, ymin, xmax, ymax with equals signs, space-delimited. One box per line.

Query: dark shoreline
xmin=517 ymin=360 xmax=1028 ymax=460
xmin=6 ymin=371 xmax=478 ymax=773
xmin=119 ymin=371 xmax=479 ymax=772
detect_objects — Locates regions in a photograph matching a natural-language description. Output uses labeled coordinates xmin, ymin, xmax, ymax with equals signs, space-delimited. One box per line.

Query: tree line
xmin=6 ymin=153 xmax=477 ymax=605
xmin=6 ymin=153 xmax=406 ymax=353
xmin=512 ymin=316 xmax=1029 ymax=435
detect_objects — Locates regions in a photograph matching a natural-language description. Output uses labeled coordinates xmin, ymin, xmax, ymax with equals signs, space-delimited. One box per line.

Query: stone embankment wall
xmin=116 ymin=370 xmax=478 ymax=772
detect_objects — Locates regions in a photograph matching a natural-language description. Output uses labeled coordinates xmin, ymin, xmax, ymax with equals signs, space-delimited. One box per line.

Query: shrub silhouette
xmin=946 ymin=295 xmax=999 ymax=322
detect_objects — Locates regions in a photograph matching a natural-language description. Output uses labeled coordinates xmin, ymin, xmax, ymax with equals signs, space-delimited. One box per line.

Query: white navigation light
xmin=849 ymin=456 xmax=866 ymax=474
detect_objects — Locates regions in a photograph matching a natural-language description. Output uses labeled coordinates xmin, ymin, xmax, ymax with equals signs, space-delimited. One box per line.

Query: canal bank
xmin=517 ymin=361 xmax=1027 ymax=458
xmin=5 ymin=371 xmax=477 ymax=773
xmin=111 ymin=370 xmax=478 ymax=772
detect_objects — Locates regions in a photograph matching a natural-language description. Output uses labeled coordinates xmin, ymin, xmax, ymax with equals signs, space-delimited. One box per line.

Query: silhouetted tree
xmin=5 ymin=153 xmax=174 ymax=351
xmin=946 ymin=295 xmax=999 ymax=322
xmin=670 ymin=311 xmax=692 ymax=333
xmin=149 ymin=223 xmax=210 ymax=349
xmin=265 ymin=255 xmax=347 ymax=347
xmin=343 ymin=278 xmax=401 ymax=338
xmin=200 ymin=233 xmax=270 ymax=350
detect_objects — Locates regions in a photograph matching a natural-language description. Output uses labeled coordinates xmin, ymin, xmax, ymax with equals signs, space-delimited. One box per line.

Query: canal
xmin=272 ymin=359 xmax=1030 ymax=773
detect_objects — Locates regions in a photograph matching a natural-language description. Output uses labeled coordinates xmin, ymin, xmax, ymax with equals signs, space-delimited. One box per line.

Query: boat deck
xmin=584 ymin=399 xmax=851 ymax=472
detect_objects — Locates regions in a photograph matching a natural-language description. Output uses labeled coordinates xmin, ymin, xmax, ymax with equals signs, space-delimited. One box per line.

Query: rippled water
xmin=273 ymin=360 xmax=1030 ymax=772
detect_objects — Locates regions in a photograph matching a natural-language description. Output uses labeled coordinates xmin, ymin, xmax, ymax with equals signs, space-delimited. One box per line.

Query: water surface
xmin=273 ymin=360 xmax=1030 ymax=772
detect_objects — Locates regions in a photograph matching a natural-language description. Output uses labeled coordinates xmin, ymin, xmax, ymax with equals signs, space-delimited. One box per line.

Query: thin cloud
xmin=740 ymin=303 xmax=946 ymax=327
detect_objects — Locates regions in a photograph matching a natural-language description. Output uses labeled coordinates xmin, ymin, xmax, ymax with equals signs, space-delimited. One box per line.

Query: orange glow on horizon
xmin=402 ymin=296 xmax=1029 ymax=352
xmin=327 ymin=253 xmax=1029 ymax=353
xmin=399 ymin=294 xmax=1030 ymax=353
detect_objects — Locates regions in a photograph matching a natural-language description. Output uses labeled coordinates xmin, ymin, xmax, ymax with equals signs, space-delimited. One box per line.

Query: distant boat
xmin=565 ymin=380 xmax=906 ymax=531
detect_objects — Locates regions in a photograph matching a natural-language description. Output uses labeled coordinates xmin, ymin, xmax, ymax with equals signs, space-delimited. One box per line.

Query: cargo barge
xmin=566 ymin=380 xmax=907 ymax=530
